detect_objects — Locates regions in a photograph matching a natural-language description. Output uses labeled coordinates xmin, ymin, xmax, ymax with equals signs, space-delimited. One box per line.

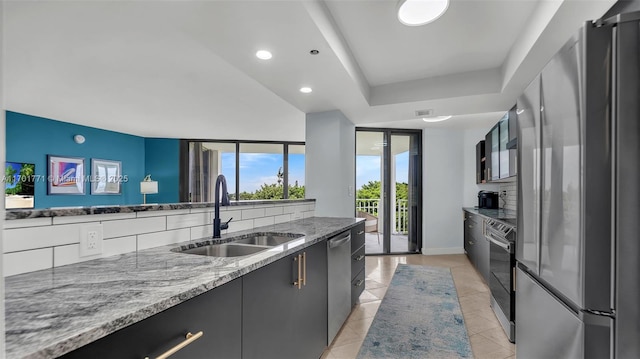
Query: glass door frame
xmin=355 ymin=127 xmax=423 ymax=255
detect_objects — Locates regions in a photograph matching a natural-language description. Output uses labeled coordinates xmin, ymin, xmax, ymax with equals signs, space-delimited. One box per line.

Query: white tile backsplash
xmin=136 ymin=209 xmax=191 ymax=218
xmin=219 ymin=210 xmax=242 ymax=223
xmin=253 ymin=216 xmax=275 ymax=227
xmin=166 ymin=213 xmax=211 ymax=230
xmin=53 ymin=212 xmax=136 ymax=225
xmin=226 ymin=219 xmax=255 ymax=233
xmin=102 ymin=217 xmax=166 ymax=239
xmin=104 ymin=236 xmax=137 ymax=257
xmin=3 ymin=201 xmax=315 ymax=276
xmin=3 ymin=217 xmax=52 ymax=229
xmin=4 ymin=248 xmax=53 ymax=277
xmin=3 ymin=223 xmax=98 ymax=253
xmin=274 ymin=214 xmax=292 ymax=224
xmin=265 ymin=206 xmax=284 ymax=216
xmin=241 ymin=208 xmax=266 ymax=220
xmin=190 ymin=225 xmax=212 ymax=241
xmin=138 ymin=229 xmax=190 ymax=250
xmin=499 ymin=181 xmax=517 ymax=211
xmin=53 ymin=244 xmax=85 ymax=267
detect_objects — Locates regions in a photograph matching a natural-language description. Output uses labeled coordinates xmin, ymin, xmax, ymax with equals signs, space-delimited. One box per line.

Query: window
xmin=288 ymin=144 xmax=305 ymax=199
xmin=184 ymin=140 xmax=304 ymax=202
xmin=188 ymin=142 xmax=236 ymax=202
xmin=239 ymin=143 xmax=284 ymax=200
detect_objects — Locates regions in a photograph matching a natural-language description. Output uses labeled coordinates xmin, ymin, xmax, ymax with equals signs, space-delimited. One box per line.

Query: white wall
xmin=462 ymin=127 xmax=499 ymax=208
xmin=422 ymin=128 xmax=465 ymax=254
xmin=305 ymin=110 xmax=355 ymax=217
xmin=1 ymin=0 xmax=6 ymax=353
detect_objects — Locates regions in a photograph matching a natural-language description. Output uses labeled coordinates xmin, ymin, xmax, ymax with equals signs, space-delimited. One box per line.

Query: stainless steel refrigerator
xmin=516 ymin=12 xmax=640 ymax=359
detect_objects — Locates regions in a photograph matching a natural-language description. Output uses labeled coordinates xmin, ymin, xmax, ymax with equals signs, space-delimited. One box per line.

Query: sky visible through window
xmin=218 ymin=149 xmax=408 ymax=194
xmin=221 ymin=152 xmax=305 ymax=193
xmin=356 ymin=151 xmax=409 ymax=190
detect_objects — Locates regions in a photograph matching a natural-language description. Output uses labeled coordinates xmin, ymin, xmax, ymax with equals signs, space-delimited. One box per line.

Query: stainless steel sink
xmin=174 ymin=232 xmax=304 ymax=258
xmin=180 ymin=244 xmax=269 ymax=257
xmin=233 ymin=234 xmax=302 ymax=246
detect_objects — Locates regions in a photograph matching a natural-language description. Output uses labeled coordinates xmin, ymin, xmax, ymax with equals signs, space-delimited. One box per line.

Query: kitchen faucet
xmin=213 ymin=174 xmax=232 ymax=238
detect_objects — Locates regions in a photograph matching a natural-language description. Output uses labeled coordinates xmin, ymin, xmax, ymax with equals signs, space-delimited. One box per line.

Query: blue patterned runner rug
xmin=357 ymin=264 xmax=473 ymax=358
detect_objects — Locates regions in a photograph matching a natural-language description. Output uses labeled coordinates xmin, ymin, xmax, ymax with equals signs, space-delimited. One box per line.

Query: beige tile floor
xmin=321 ymin=254 xmax=515 ymax=359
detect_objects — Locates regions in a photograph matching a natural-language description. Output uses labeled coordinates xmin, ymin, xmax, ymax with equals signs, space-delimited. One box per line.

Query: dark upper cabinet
xmin=486 ymin=124 xmax=500 ymax=181
xmin=482 ymin=107 xmax=518 ymax=182
xmin=485 ymin=131 xmax=492 ymax=181
xmin=508 ymin=105 xmax=518 ymax=177
xmin=476 ymin=140 xmax=486 ymax=184
xmin=499 ymin=113 xmax=510 ymax=178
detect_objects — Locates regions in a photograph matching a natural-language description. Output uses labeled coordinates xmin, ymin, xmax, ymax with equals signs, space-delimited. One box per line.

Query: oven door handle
xmin=486 ymin=233 xmax=511 ymax=252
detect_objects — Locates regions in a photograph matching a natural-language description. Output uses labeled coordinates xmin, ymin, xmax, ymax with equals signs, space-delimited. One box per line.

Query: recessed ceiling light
xmin=422 ymin=115 xmax=452 ymax=123
xmin=256 ymin=50 xmax=272 ymax=60
xmin=300 ymin=87 xmax=313 ymax=94
xmin=397 ymin=0 xmax=449 ymax=26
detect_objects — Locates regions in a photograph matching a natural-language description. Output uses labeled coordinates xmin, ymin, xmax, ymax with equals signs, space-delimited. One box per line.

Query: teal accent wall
xmin=144 ymin=138 xmax=180 ymax=204
xmin=6 ymin=111 xmax=147 ymax=208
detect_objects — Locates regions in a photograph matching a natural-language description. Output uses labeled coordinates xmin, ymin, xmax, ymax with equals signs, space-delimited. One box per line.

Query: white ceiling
xmin=3 ymin=0 xmax=617 ymax=141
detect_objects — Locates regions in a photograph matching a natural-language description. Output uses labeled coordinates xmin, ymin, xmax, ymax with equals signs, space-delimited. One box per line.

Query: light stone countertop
xmin=462 ymin=207 xmax=516 ymax=229
xmin=4 ymin=216 xmax=361 ymax=359
xmin=5 ymin=199 xmax=315 ymax=220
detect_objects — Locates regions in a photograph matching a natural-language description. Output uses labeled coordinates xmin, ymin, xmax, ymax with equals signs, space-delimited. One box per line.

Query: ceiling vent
xmin=415 ymin=109 xmax=434 ymax=117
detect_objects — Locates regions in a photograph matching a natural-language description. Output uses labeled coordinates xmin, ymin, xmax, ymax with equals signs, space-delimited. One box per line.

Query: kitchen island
xmin=4 ymin=216 xmax=362 ymax=358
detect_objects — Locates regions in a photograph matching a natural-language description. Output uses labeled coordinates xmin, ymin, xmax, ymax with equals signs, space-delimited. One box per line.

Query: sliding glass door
xmin=355 ymin=129 xmax=422 ymax=254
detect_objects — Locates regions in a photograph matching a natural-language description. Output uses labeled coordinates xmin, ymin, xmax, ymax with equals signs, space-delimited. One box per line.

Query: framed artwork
xmin=47 ymin=155 xmax=85 ymax=195
xmin=91 ymin=158 xmax=122 ymax=195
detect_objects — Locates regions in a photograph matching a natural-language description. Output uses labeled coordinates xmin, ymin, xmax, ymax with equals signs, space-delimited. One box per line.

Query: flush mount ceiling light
xmin=255 ymin=50 xmax=273 ymax=60
xmin=422 ymin=115 xmax=452 ymax=123
xmin=299 ymin=87 xmax=313 ymax=94
xmin=397 ymin=0 xmax=449 ymax=26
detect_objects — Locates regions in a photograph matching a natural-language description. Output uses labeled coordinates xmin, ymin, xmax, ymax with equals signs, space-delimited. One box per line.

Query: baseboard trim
xmin=421 ymin=247 xmax=465 ymax=255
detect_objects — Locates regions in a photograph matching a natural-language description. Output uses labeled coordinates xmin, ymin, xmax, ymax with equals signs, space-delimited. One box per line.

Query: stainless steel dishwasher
xmin=327 ymin=230 xmax=352 ymax=345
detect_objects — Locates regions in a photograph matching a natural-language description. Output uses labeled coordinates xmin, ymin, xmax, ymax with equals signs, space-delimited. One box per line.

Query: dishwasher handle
xmin=328 ymin=232 xmax=351 ymax=248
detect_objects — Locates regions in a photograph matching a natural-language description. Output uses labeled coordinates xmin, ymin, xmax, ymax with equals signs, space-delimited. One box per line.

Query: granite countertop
xmin=462 ymin=207 xmax=517 ymax=228
xmin=5 ymin=198 xmax=315 ymax=220
xmin=4 ymin=216 xmax=360 ymax=359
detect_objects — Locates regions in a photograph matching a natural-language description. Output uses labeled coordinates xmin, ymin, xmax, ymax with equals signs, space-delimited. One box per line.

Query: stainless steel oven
xmin=485 ymin=218 xmax=516 ymax=342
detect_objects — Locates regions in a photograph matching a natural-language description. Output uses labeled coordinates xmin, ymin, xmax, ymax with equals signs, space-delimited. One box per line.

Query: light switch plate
xmin=79 ymin=224 xmax=103 ymax=258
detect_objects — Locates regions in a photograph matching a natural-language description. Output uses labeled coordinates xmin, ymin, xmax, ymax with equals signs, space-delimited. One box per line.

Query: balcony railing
xmin=356 ymin=198 xmax=408 ymax=234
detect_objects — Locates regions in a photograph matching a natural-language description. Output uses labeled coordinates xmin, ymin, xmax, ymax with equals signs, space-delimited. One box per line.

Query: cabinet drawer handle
xmin=147 ymin=331 xmax=203 ymax=359
xmin=293 ymin=255 xmax=302 ymax=289
xmin=302 ymin=252 xmax=307 ymax=287
xmin=354 ymin=254 xmax=365 ymax=261
xmin=357 ymin=231 xmax=364 ymax=235
xmin=354 ymin=279 xmax=364 ymax=287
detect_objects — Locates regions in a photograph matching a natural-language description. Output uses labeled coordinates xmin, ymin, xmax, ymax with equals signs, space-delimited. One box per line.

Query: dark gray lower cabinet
xmin=351 ymin=222 xmax=365 ymax=307
xmin=463 ymin=211 xmax=489 ymax=284
xmin=60 ymin=278 xmax=242 ymax=359
xmin=463 ymin=212 xmax=477 ymax=267
xmin=242 ymin=241 xmax=328 ymax=359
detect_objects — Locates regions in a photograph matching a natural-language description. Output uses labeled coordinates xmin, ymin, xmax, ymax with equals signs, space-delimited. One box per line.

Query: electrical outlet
xmin=80 ymin=224 xmax=103 ymax=257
